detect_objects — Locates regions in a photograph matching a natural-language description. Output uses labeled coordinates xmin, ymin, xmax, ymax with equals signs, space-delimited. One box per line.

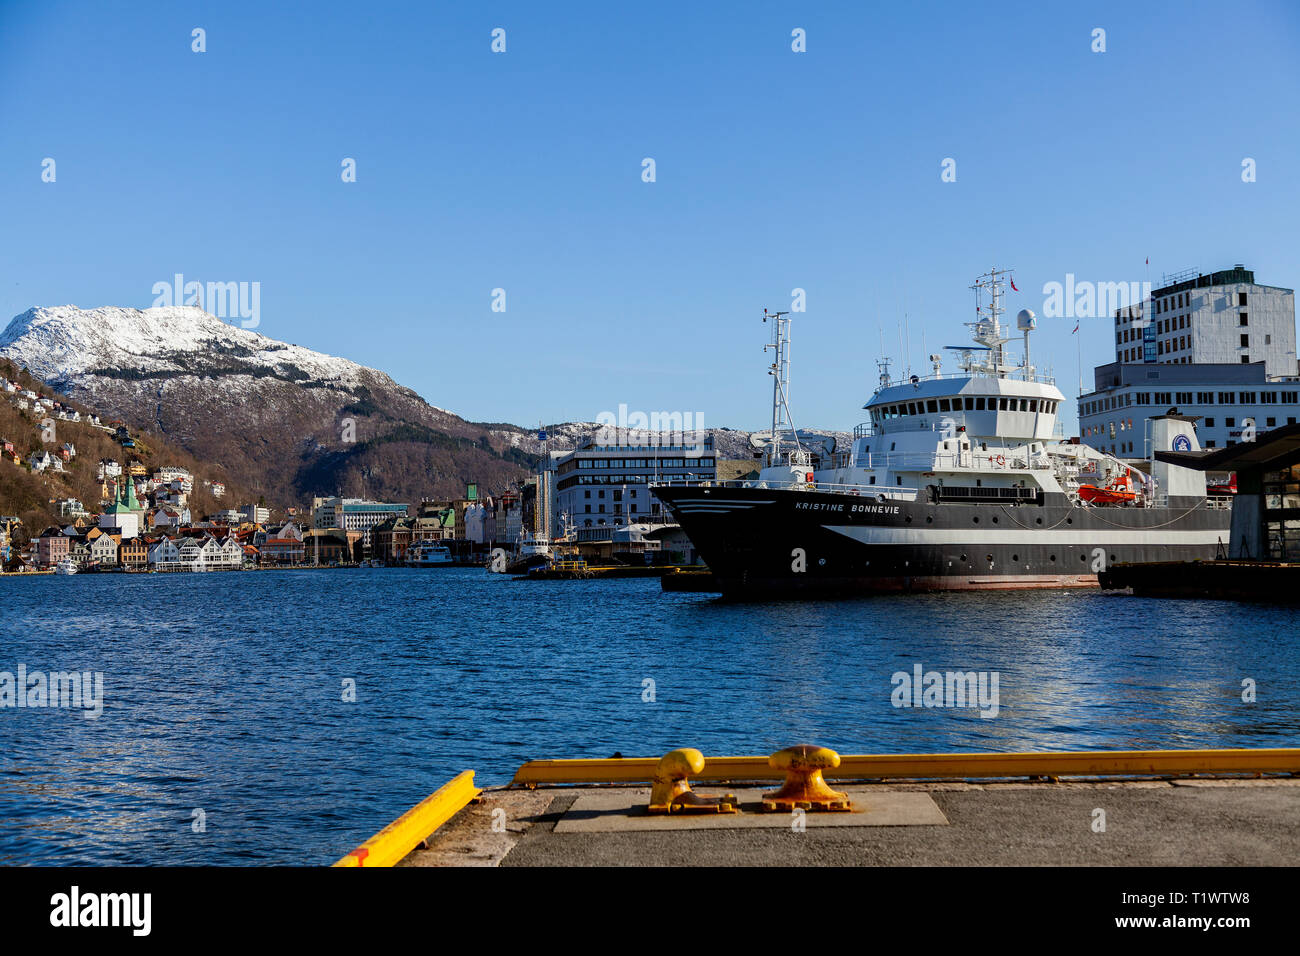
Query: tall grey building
xmin=1081 ymin=266 xmax=1298 ymax=455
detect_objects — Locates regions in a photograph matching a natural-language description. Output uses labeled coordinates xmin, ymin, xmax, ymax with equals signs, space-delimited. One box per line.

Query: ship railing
xmin=841 ymin=452 xmax=1053 ymax=471
xmin=651 ymin=478 xmax=918 ymax=498
xmin=873 ymin=369 xmax=1057 ymax=390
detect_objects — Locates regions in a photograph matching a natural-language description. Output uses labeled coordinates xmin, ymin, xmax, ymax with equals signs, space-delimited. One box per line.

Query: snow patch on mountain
xmin=0 ymin=305 xmax=449 ymax=412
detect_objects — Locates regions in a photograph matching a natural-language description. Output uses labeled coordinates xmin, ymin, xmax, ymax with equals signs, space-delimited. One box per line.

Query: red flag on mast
xmin=1009 ymin=277 xmax=1019 ymax=292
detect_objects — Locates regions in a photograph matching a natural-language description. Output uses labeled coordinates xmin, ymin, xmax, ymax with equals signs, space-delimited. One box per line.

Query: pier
xmin=336 ymin=747 xmax=1300 ymax=867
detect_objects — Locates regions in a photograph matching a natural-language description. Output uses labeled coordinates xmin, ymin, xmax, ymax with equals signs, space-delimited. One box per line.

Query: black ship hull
xmin=655 ymin=485 xmax=1231 ymax=597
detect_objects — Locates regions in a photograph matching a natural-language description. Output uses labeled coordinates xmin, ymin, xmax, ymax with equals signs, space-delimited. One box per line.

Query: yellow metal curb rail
xmin=510 ymin=748 xmax=1300 ymax=786
xmin=334 ymin=770 xmax=480 ymax=867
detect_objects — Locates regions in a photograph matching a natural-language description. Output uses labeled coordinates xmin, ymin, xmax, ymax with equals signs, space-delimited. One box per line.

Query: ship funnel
xmin=1149 ymin=416 xmax=1207 ymax=500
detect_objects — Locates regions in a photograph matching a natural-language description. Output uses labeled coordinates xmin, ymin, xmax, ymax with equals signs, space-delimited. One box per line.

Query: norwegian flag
xmin=1009 ymin=277 xmax=1019 ymax=292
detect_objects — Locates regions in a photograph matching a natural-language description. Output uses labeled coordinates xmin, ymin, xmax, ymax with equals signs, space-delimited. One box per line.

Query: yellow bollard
xmin=762 ymin=745 xmax=853 ymax=812
xmin=647 ymin=748 xmax=739 ymax=814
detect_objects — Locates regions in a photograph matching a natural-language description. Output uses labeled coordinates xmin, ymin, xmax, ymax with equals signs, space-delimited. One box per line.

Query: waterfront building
xmin=260 ymin=522 xmax=306 ymax=565
xmin=310 ymin=497 xmax=408 ymax=546
xmin=370 ymin=515 xmax=413 ymax=563
xmin=87 ymin=532 xmax=119 ymax=568
xmin=371 ymin=502 xmax=455 ymax=562
xmin=1081 ymin=265 xmax=1298 ymax=456
xmin=36 ymin=527 xmax=69 ymax=568
xmin=545 ymin=433 xmax=716 ymax=538
xmin=303 ymin=527 xmax=357 ymax=564
xmin=68 ymin=537 xmax=91 ymax=570
xmin=492 ymin=489 xmax=522 ymax=545
xmin=119 ymin=536 xmax=148 ymax=569
xmin=147 ymin=533 xmax=244 ymax=572
xmin=463 ymin=501 xmax=493 ymax=544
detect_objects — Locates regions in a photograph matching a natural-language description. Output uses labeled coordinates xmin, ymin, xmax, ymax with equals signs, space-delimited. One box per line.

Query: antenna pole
xmin=763 ymin=310 xmax=789 ymax=468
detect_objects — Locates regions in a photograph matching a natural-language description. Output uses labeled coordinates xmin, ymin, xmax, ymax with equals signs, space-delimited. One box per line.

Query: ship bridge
xmin=862 ymin=374 xmax=1065 ymax=444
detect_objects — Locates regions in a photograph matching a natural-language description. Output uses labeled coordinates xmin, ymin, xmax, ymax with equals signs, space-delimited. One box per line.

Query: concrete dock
xmin=395 ymin=778 xmax=1300 ymax=867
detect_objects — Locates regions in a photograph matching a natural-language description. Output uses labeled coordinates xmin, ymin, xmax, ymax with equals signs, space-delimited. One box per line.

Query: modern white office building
xmin=544 ymin=434 xmax=716 ymax=539
xmin=311 ymin=497 xmax=409 ymax=545
xmin=1081 ymin=265 xmax=1298 ymax=454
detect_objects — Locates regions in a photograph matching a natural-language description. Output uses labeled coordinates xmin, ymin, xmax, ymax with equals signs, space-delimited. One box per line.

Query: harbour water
xmin=3 ymin=569 xmax=1299 ymax=865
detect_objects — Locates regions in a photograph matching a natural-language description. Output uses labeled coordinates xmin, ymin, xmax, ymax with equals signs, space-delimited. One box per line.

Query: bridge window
xmin=975 ymin=397 xmax=985 ymax=410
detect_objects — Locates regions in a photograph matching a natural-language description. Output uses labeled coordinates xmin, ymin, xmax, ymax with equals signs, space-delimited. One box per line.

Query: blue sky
xmin=2 ymin=1 xmax=1298 ymax=434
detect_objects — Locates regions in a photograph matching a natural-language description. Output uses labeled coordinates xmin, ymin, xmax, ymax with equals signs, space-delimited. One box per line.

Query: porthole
xmin=973 ymin=516 xmax=980 ymax=524
xmin=1035 ymin=517 xmax=1043 ymax=525
xmin=1066 ymin=517 xmax=1073 ymax=524
xmin=1080 ymin=554 xmax=1087 ymax=562
xmin=1012 ymin=554 xmax=1019 ymax=562
xmin=960 ymin=554 xmax=967 ymax=562
xmin=926 ymin=516 xmax=933 ymax=524
xmin=992 ymin=516 xmax=999 ymax=524
xmin=1049 ymin=554 xmax=1057 ymax=562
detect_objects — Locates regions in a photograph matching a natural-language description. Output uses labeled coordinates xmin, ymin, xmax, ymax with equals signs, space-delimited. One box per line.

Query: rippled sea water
xmin=2 ymin=568 xmax=1298 ymax=865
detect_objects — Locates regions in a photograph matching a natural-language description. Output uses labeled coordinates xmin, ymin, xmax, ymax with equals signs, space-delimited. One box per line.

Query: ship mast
xmin=762 ymin=309 xmax=803 ymax=468
xmin=967 ymin=268 xmax=1015 ymax=378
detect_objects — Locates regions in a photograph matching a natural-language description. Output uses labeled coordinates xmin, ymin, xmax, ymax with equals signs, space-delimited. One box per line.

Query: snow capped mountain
xmin=0 ymin=305 xmax=440 ymax=407
xmin=0 ymin=305 xmax=514 ymax=504
xmin=0 ymin=305 xmax=849 ymax=506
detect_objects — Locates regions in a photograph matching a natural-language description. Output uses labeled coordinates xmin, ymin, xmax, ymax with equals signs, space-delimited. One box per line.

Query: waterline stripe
xmin=826 ymin=526 xmax=1225 ymax=546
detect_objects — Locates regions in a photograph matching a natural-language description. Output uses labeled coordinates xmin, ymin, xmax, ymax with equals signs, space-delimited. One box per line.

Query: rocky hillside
xmin=0 ymin=357 xmax=250 ymax=537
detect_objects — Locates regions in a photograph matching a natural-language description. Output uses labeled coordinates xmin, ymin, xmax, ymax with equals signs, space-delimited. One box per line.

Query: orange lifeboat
xmin=1078 ymin=472 xmax=1137 ymax=505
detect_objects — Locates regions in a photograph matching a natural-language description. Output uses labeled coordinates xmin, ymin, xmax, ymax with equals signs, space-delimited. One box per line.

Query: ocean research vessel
xmin=653 ymin=269 xmax=1233 ymax=596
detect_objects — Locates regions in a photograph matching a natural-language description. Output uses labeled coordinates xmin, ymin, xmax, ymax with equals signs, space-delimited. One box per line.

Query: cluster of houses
xmin=8 ymin=449 xmax=284 ymax=571
xmin=3 ymin=376 xmax=103 ymax=427
xmin=33 ymin=519 xmax=316 ymax=573
xmin=1 ymin=377 xmax=115 ymax=471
